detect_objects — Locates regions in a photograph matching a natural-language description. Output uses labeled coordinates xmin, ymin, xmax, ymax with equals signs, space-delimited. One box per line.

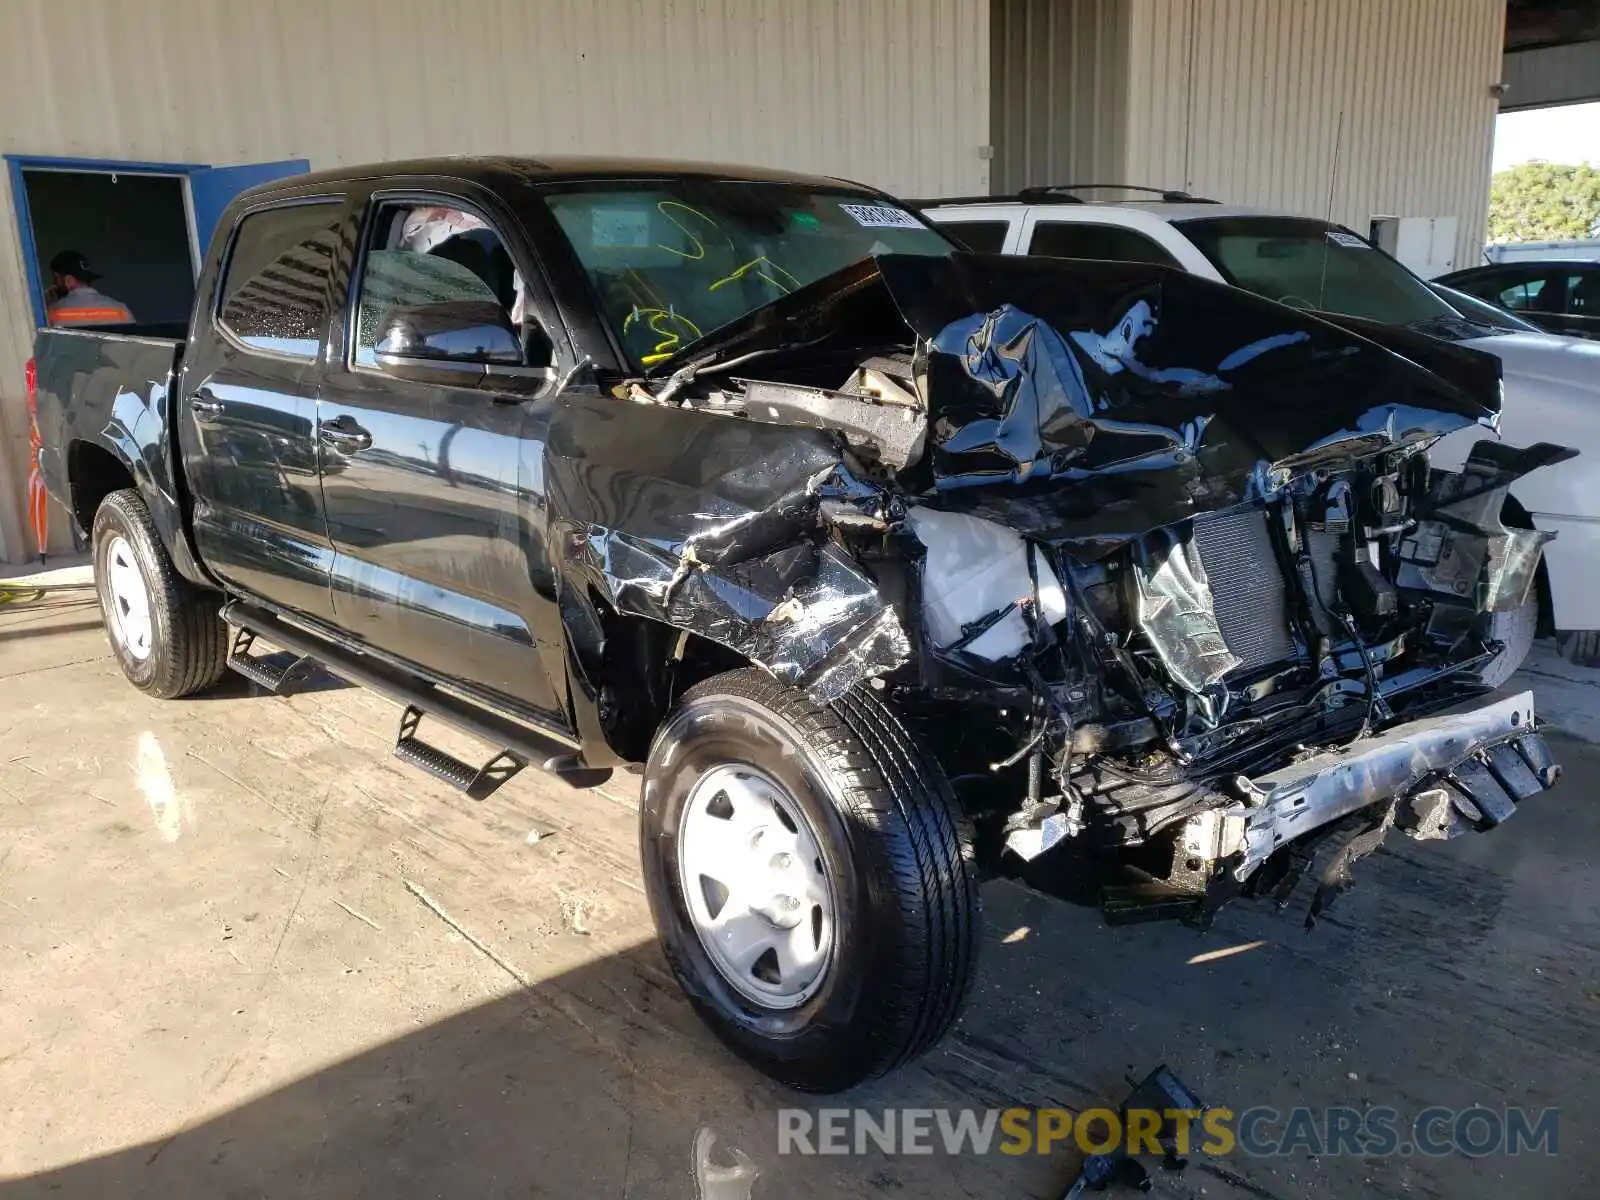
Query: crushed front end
xmin=918 ymin=441 xmax=1567 ymax=929
xmin=587 ymin=252 xmax=1572 ymax=928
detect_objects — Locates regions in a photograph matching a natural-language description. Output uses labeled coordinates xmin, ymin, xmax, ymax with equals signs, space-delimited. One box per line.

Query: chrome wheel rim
xmin=677 ymin=763 xmax=835 ymax=1009
xmin=103 ymin=534 xmax=154 ymax=661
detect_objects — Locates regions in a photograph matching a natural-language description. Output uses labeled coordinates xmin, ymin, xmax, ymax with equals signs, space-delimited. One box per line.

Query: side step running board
xmin=220 ymin=601 xmax=610 ymax=792
xmin=395 ymin=705 xmax=526 ymax=800
xmin=227 ymin=627 xmax=320 ymax=696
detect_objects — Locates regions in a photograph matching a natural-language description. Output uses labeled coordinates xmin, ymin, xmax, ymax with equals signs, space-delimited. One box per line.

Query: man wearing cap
xmin=45 ymin=250 xmax=135 ymax=325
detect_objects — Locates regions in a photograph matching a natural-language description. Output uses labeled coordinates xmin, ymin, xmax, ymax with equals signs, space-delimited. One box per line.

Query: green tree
xmin=1488 ymin=161 xmax=1600 ymax=243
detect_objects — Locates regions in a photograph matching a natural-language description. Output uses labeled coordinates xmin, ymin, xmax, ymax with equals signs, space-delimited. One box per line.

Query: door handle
xmin=318 ymin=416 xmax=372 ymax=454
xmin=189 ymin=392 xmax=225 ymax=422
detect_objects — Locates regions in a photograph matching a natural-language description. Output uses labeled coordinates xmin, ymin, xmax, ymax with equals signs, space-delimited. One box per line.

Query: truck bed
xmin=32 ymin=324 xmax=192 ymax=573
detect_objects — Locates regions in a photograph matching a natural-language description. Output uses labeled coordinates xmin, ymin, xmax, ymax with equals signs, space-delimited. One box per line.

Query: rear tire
xmin=91 ymin=489 xmax=228 ymax=698
xmin=640 ymin=668 xmax=978 ymax=1093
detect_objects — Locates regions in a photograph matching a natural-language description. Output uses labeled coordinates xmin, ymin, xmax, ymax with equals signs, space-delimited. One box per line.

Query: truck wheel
xmin=641 ymin=668 xmax=978 ymax=1093
xmin=91 ymin=489 xmax=228 ymax=698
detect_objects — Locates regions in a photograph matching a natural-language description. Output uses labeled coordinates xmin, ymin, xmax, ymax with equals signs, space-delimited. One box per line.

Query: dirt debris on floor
xmin=2 ymin=589 xmax=1598 ymax=1198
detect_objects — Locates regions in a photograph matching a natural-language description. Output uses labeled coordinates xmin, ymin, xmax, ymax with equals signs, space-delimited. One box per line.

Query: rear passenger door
xmin=178 ymin=196 xmax=350 ymax=623
xmin=314 ymin=188 xmax=571 ymax=722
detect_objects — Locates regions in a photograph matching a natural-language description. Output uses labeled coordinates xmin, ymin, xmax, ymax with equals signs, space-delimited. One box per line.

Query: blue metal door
xmin=188 ymin=159 xmax=310 ymax=258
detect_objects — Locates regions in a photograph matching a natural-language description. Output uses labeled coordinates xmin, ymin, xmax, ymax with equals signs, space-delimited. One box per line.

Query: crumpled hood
xmin=662 ymin=253 xmax=1498 ymax=546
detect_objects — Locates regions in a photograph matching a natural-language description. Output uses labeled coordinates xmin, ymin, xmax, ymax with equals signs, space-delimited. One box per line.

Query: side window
xmin=1496 ymin=278 xmax=1540 ymax=310
xmin=1564 ymin=271 xmax=1599 ymax=316
xmin=1028 ymin=221 xmax=1179 ymax=267
xmin=1503 ymin=272 xmax=1568 ymax=314
xmin=217 ymin=202 xmax=343 ymax=358
xmin=939 ymin=220 xmax=1011 ymax=253
xmin=353 ymin=202 xmax=527 ymax=367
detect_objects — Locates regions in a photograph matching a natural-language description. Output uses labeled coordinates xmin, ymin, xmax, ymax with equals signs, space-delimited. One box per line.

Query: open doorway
xmin=19 ymin=167 xmax=197 ymax=326
xmin=5 ymin=155 xmax=312 ymax=331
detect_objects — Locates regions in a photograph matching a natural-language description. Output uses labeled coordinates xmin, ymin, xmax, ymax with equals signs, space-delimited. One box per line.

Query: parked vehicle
xmin=1436 ymin=260 xmax=1600 ymax=341
xmin=922 ymin=187 xmax=1600 ymax=676
xmin=1427 ymin=282 xmax=1546 ymax=334
xmin=34 ymin=160 xmax=1567 ymax=1091
xmin=1482 ymin=239 xmax=1600 ymax=266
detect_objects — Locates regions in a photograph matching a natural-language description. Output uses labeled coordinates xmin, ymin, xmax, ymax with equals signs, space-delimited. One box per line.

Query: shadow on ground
xmin=10 ymin=735 xmax=1600 ymax=1200
xmin=5 ymin=943 xmax=814 ymax=1200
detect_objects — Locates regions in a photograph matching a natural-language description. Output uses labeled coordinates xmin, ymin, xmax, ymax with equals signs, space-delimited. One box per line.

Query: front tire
xmin=641 ymin=668 xmax=978 ymax=1093
xmin=92 ymin=489 xmax=228 ymax=698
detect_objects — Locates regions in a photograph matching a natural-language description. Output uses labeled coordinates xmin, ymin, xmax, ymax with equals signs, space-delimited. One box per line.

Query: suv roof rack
xmin=1017 ymin=184 xmax=1219 ymax=204
xmin=903 ymin=194 xmax=1034 ymax=208
xmin=907 ymin=185 xmax=1220 ymax=210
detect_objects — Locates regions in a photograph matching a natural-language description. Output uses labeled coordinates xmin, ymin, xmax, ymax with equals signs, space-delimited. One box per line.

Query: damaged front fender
xmin=545 ymin=392 xmax=909 ymax=702
xmin=1398 ymin=440 xmax=1575 ymax=612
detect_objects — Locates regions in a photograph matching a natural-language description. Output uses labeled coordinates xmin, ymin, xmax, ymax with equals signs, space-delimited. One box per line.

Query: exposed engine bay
xmin=560 ymin=252 xmax=1571 ymax=927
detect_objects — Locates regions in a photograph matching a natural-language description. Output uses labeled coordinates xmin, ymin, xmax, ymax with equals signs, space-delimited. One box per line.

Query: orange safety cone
xmin=25 ymin=357 xmax=47 ymax=561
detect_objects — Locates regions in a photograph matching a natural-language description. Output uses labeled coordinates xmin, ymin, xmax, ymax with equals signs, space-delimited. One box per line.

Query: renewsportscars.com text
xmin=777 ymin=1105 xmax=1559 ymax=1158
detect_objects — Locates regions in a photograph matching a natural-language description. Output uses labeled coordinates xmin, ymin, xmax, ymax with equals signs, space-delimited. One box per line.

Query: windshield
xmin=1175 ymin=216 xmax=1456 ymax=327
xmin=544 ymin=183 xmax=955 ymax=370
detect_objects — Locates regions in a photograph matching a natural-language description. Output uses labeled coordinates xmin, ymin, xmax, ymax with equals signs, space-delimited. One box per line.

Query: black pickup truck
xmin=33 ymin=157 xmax=1569 ymax=1092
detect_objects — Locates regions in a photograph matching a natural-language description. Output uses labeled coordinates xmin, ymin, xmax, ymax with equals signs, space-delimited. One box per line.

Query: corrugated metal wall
xmin=990 ymin=0 xmax=1129 ymax=193
xmin=1502 ymin=42 xmax=1600 ymax=110
xmin=1122 ymin=0 xmax=1504 ymax=269
xmin=0 ymin=0 xmax=991 ymax=562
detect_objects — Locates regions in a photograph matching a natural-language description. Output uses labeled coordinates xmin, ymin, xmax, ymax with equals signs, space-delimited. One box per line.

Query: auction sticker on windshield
xmin=1325 ymin=230 xmax=1370 ymax=249
xmin=592 ymin=207 xmax=653 ymax=248
xmin=839 ymin=203 xmax=921 ymax=229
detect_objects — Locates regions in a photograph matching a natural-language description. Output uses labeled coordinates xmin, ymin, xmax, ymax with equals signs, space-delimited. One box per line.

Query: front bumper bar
xmin=1222 ymin=690 xmax=1558 ymax=879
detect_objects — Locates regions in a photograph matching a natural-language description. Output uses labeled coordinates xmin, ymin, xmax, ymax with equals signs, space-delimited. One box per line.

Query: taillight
xmin=25 ymin=357 xmax=42 ymax=461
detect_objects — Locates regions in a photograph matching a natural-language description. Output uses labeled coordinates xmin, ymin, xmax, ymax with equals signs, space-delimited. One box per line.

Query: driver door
xmin=315 ymin=189 xmax=568 ymax=722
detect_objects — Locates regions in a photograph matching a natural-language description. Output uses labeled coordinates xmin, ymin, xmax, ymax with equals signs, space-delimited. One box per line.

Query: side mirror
xmin=374 ymin=299 xmax=523 ymax=368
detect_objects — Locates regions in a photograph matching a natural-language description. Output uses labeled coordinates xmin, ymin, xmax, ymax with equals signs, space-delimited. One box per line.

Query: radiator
xmin=1191 ymin=508 xmax=1297 ymax=675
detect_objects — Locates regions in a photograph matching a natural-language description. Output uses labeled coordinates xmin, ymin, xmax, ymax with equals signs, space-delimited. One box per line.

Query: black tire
xmin=1559 ymin=630 xmax=1600 ymax=669
xmin=641 ymin=668 xmax=978 ymax=1093
xmin=91 ymin=489 xmax=228 ymax=698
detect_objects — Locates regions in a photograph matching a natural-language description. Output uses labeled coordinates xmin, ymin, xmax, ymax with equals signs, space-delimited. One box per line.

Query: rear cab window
xmin=216 ymin=201 xmax=344 ymax=358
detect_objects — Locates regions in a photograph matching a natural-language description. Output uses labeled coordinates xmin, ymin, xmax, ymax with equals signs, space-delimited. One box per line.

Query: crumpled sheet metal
xmin=629 ymin=251 xmax=1501 ymax=558
xmin=546 ymin=396 xmax=910 ymax=702
xmin=573 ymin=525 xmax=907 ymax=701
xmin=1227 ymin=690 xmax=1543 ymax=878
xmin=871 ymin=254 xmax=1495 ymax=552
xmin=1484 ymin=527 xmax=1555 ymax=613
xmin=1397 ymin=440 xmax=1575 ymax=610
xmin=1133 ymin=526 xmax=1242 ymax=693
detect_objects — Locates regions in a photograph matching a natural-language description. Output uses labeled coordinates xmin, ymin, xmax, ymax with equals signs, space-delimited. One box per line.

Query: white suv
xmin=921 ymin=188 xmax=1600 ymax=681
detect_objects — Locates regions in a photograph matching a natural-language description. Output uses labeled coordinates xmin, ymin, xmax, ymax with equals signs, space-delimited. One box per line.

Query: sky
xmin=1492 ymin=101 xmax=1600 ymax=173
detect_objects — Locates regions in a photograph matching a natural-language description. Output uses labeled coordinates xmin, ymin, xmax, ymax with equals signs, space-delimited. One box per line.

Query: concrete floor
xmin=3 ymin=579 xmax=1599 ymax=1199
